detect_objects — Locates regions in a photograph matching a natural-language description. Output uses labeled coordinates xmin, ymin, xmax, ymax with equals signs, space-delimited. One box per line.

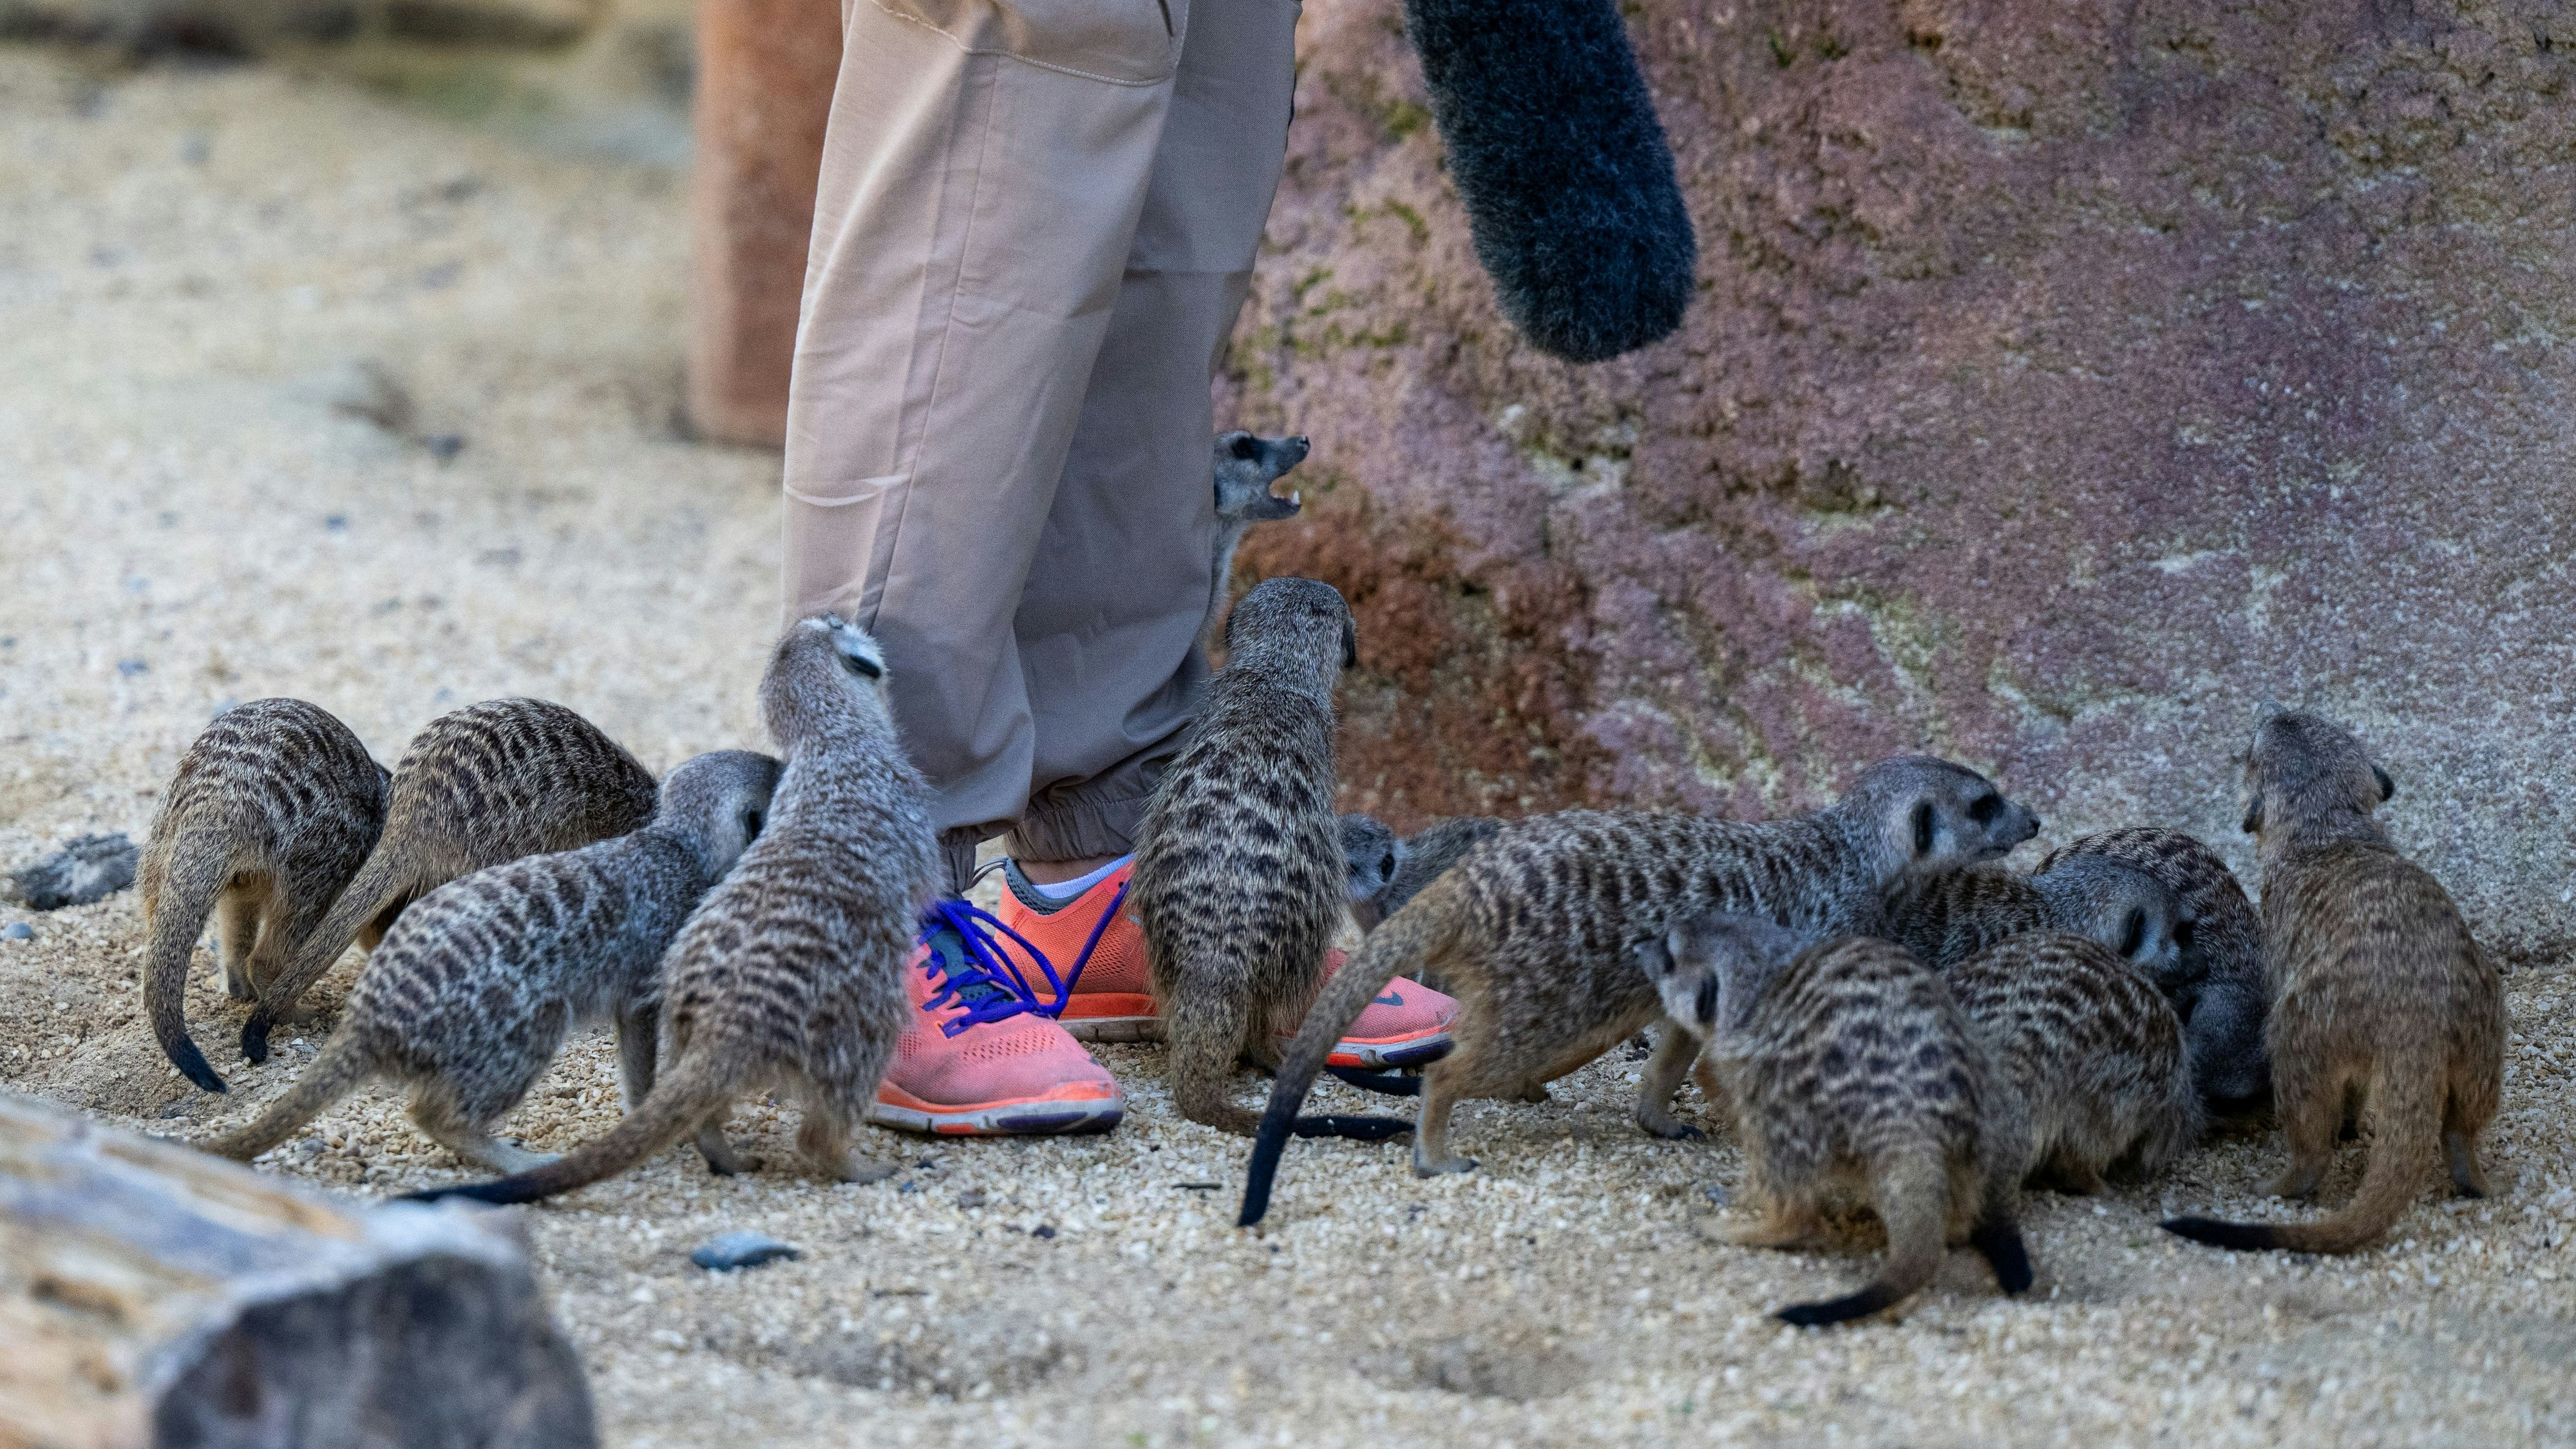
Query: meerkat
xmin=1349 ymin=815 xmax=1504 ymax=935
xmin=138 ymin=699 xmax=392 ymax=1094
xmin=1132 ymin=578 xmax=1384 ymax=1138
xmin=406 ymin=616 xmax=938 ymax=1205
xmin=240 ymin=697 xmax=660 ymax=1065
xmin=1640 ymin=914 xmax=2033 ymax=1326
xmin=2039 ymin=827 xmax=2269 ymax=1108
xmin=2163 ymin=711 xmax=2503 ymax=1254
xmin=1947 ymin=933 xmax=2203 ymax=1193
xmin=1879 ymin=856 xmax=2185 ymax=979
xmin=199 ymin=751 xmax=780 ymax=1171
xmin=1200 ymin=430 xmax=1311 ymax=659
xmin=1339 ymin=814 xmax=1404 ymax=914
xmin=1236 ymin=755 xmax=2042 ymax=1225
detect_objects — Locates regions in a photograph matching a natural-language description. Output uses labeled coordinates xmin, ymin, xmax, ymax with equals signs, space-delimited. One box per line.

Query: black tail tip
xmin=238 ymin=1014 xmax=273 ymax=1065
xmin=1972 ymin=1218 xmax=2034 ymax=1295
xmin=2161 ymin=1216 xmax=2275 ymax=1251
xmin=168 ymin=1040 xmax=227 ymax=1093
xmin=397 ymin=1181 xmax=515 ymax=1206
xmin=1773 ymin=1285 xmax=1901 ymax=1328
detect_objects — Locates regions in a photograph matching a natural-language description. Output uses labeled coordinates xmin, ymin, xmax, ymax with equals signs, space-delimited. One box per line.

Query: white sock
xmin=1025 ymin=855 xmax=1131 ymax=902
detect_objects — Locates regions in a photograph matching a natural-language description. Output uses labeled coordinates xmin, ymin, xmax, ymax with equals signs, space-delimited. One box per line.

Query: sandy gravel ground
xmin=4 ymin=52 xmax=2573 ymax=1449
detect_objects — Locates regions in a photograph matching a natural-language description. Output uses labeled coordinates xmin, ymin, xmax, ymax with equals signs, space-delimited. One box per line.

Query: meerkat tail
xmin=241 ymin=851 xmax=414 ymax=1064
xmin=1238 ymin=907 xmax=1443 ymax=1227
xmin=1774 ymin=1148 xmax=1951 ymax=1327
xmin=144 ymin=831 xmax=238 ymax=1094
xmin=200 ymin=1034 xmax=377 ymax=1159
xmin=2163 ymin=1065 xmax=2439 ymax=1254
xmin=1969 ymin=1197 xmax=2034 ymax=1296
xmin=399 ymin=1054 xmax=736 ymax=1206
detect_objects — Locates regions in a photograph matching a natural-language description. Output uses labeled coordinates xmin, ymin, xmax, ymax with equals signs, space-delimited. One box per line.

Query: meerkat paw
xmin=486 ymin=1142 xmax=562 ymax=1174
xmin=222 ymin=969 xmax=257 ymax=1001
xmin=694 ymin=1127 xmax=760 ymax=1177
xmin=825 ymin=1153 xmax=900 ymax=1185
xmin=1412 ymin=1151 xmax=1478 ymax=1177
xmin=1515 ymin=1081 xmax=1552 ymax=1104
xmin=2447 ymin=1135 xmax=2493 ymax=1198
xmin=1719 ymin=1213 xmax=1820 ymax=1250
xmin=1634 ymin=1106 xmax=1705 ymax=1141
xmin=2267 ymin=1162 xmax=2324 ymax=1200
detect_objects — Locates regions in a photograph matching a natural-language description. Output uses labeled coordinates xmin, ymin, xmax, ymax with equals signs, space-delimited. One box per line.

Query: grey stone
xmin=8 ymin=833 xmax=138 ymax=911
xmin=689 ymin=1231 xmax=799 ymax=1272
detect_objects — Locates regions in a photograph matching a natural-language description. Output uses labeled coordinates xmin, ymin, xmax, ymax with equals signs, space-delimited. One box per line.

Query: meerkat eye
xmin=2372 ymin=764 xmax=2395 ymax=802
xmin=2172 ymin=918 xmax=2196 ymax=951
xmin=743 ymin=808 xmax=764 ymax=838
xmin=2241 ymin=795 xmax=2264 ymax=835
xmin=1692 ymin=976 xmax=1719 ymax=1027
xmin=1967 ymin=793 xmax=2002 ymax=825
xmin=1911 ymin=801 xmax=1936 ymax=855
xmin=1378 ymin=849 xmax=1397 ymax=880
xmin=1229 ymin=435 xmax=1260 ymax=460
xmin=2119 ymin=908 xmax=2146 ymax=960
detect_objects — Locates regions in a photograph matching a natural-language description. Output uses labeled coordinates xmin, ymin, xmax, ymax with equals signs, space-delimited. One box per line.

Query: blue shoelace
xmin=914 ymin=878 xmax=1131 ymax=1037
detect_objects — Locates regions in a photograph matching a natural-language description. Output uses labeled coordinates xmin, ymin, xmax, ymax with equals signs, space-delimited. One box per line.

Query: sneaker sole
xmin=867 ymin=1087 xmax=1126 ymax=1137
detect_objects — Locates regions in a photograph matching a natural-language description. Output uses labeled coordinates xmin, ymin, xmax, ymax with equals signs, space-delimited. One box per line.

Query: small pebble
xmin=424 ymin=433 xmax=466 ymax=460
xmin=1031 ymin=1224 xmax=1057 ymax=1240
xmin=116 ymin=658 xmax=147 ymax=676
xmin=2 ymin=922 xmax=33 ymax=941
xmin=325 ymin=513 xmax=349 ymax=531
xmin=689 ymin=1231 xmax=800 ymax=1272
xmin=955 ymin=1189 xmax=987 ymax=1209
xmin=1703 ymin=1182 xmax=1730 ymax=1207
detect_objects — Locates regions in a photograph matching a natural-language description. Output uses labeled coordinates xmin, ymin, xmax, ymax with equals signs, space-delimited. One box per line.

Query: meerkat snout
xmin=1338 ymin=815 xmax=1405 ymax=907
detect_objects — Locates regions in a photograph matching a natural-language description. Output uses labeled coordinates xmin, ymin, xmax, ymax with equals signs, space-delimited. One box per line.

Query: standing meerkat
xmin=198 ymin=750 xmax=779 ymax=1172
xmin=2163 ymin=712 xmax=2503 ymax=1254
xmin=1133 ymin=578 xmax=1370 ymax=1136
xmin=1640 ymin=914 xmax=2034 ymax=1327
xmin=240 ymin=697 xmax=660 ymax=1065
xmin=1237 ymin=756 xmax=2042 ymax=1224
xmin=1947 ymin=933 xmax=2203 ymax=1193
xmin=1200 ymin=430 xmax=1311 ymax=659
xmin=1879 ymin=857 xmax=2186 ymax=978
xmin=2039 ymin=827 xmax=2269 ymax=1108
xmin=138 ymin=699 xmax=391 ymax=1093
xmin=406 ymin=616 xmax=938 ymax=1205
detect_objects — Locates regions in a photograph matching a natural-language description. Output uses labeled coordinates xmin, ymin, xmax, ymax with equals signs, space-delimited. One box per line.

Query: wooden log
xmin=684 ymin=0 xmax=840 ymax=446
xmin=0 ymin=1090 xmax=596 ymax=1449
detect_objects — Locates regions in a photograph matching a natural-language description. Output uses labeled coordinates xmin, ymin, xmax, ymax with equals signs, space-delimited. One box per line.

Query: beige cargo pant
xmin=782 ymin=0 xmax=1298 ymax=892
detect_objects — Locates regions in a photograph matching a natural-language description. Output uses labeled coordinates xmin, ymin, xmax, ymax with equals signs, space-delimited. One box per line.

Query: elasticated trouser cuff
xmin=1007 ymin=791 xmax=1152 ymax=869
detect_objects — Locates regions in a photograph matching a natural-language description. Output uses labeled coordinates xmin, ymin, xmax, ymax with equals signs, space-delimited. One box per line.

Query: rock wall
xmin=1224 ymin=0 xmax=2576 ymax=959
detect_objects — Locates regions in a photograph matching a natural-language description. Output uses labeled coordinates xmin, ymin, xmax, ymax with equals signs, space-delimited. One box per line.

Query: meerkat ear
xmin=2240 ymin=794 xmax=2263 ymax=835
xmin=1341 ymin=618 xmax=1359 ymax=670
xmin=2372 ymin=764 xmax=2394 ymax=802
xmin=1911 ymin=800 xmax=1935 ymax=857
xmin=2119 ymin=907 xmax=2146 ymax=961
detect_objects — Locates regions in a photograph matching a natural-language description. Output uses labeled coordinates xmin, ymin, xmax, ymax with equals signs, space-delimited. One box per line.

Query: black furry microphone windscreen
xmin=1402 ymin=0 xmax=1698 ymax=365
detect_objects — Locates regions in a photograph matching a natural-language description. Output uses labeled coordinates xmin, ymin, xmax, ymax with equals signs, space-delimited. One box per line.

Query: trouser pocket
xmin=870 ymin=0 xmax=1186 ymax=83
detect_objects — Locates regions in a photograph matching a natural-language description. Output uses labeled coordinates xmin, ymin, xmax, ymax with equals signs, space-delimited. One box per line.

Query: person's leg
xmin=1005 ymin=0 xmax=1304 ymax=871
xmin=782 ymin=0 xmax=1188 ymax=894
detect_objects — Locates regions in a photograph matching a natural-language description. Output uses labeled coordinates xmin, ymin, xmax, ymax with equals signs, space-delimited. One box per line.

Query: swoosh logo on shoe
xmin=1374 ymin=990 xmax=1405 ymax=1007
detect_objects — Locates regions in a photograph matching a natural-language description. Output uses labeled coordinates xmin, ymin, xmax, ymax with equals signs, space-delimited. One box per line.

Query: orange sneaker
xmin=993 ymin=860 xmax=1457 ymax=1068
xmin=866 ymin=907 xmax=1124 ymax=1137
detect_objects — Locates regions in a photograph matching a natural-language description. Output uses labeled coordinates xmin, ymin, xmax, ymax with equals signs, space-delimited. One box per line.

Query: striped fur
xmin=1948 ymin=932 xmax=2203 ymax=1192
xmin=2164 ymin=712 xmax=2501 ymax=1255
xmin=1135 ymin=578 xmax=1358 ymax=1136
xmin=1879 ymin=857 xmax=2184 ymax=981
xmin=2040 ymin=826 xmax=2270 ymax=1106
xmin=138 ymin=699 xmax=390 ymax=1092
xmin=200 ymin=751 xmax=778 ymax=1171
xmin=404 ymin=618 xmax=937 ymax=1205
xmin=1236 ymin=756 xmax=2042 ymax=1225
xmin=1647 ymin=921 xmax=2032 ymax=1326
xmin=242 ymin=697 xmax=659 ymax=1063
